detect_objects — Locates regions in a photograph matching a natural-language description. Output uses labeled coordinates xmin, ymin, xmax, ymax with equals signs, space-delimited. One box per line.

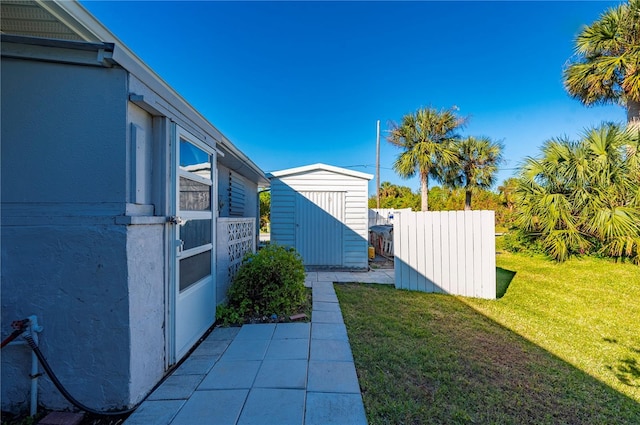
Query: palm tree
xmin=563 ymin=0 xmax=640 ymax=128
xmin=515 ymin=123 xmax=640 ymax=262
xmin=387 ymin=106 xmax=466 ymax=211
xmin=498 ymin=177 xmax=519 ymax=212
xmin=443 ymin=137 xmax=503 ymax=210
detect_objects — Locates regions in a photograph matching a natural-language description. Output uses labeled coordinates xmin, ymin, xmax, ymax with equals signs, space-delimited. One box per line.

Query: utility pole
xmin=376 ymin=119 xmax=380 ymax=209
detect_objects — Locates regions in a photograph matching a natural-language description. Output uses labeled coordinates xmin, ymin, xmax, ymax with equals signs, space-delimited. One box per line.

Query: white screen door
xmin=171 ymin=125 xmax=217 ymax=361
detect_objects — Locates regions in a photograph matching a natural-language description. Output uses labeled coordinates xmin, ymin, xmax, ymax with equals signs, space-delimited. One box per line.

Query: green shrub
xmin=502 ymin=230 xmax=546 ymax=256
xmin=217 ymin=244 xmax=306 ymax=325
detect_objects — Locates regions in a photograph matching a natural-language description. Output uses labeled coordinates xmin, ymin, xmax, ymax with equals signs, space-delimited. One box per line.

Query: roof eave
xmin=267 ymin=163 xmax=374 ymax=180
xmin=38 ymin=0 xmax=268 ymax=186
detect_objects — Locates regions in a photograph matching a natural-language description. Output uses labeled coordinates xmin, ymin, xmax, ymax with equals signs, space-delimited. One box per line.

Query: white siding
xmin=269 ymin=166 xmax=372 ymax=270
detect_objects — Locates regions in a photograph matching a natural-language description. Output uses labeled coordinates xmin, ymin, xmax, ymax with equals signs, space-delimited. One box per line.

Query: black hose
xmin=23 ymin=334 xmax=137 ymax=416
xmin=1 ymin=329 xmax=25 ymax=349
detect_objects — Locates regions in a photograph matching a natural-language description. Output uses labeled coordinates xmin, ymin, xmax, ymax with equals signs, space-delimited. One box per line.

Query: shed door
xmin=170 ymin=126 xmax=217 ymax=362
xmin=296 ymin=191 xmax=345 ymax=266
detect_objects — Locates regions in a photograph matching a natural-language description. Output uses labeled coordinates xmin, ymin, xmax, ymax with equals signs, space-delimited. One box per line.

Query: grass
xmin=335 ymin=247 xmax=640 ymax=424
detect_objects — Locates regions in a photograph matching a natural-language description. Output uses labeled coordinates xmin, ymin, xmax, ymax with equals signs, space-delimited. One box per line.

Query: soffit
xmin=1 ymin=0 xmax=84 ymax=41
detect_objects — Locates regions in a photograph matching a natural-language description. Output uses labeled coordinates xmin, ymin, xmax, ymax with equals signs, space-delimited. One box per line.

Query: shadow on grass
xmin=336 ymin=283 xmax=640 ymax=425
xmin=605 ymin=338 xmax=640 ymax=388
xmin=496 ymin=267 xmax=516 ymax=298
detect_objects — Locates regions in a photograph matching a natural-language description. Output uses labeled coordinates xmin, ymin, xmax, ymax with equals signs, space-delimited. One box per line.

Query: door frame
xmin=167 ymin=124 xmax=218 ymax=364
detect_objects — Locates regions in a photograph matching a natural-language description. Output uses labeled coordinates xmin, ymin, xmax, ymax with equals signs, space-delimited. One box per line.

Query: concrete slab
xmin=147 ymin=374 xmax=203 ymax=401
xmin=307 ymin=361 xmax=361 ymax=393
xmin=265 ymin=338 xmax=309 ymax=360
xmin=305 ymin=392 xmax=368 ymax=425
xmin=125 ymin=272 xmax=371 ymax=425
xmin=234 ymin=324 xmax=276 ymax=340
xmin=311 ymin=310 xmax=343 ymax=324
xmin=312 ymin=286 xmax=337 ymax=296
xmin=172 ymin=355 xmax=218 ymax=376
xmin=316 ymin=272 xmax=338 ymax=282
xmin=237 ymin=388 xmax=305 ymax=425
xmin=198 ymin=360 xmax=261 ymax=390
xmin=312 ymin=281 xmax=335 ymax=290
xmin=273 ymin=322 xmax=310 ymax=339
xmin=207 ymin=326 xmax=241 ymax=340
xmin=311 ymin=292 xmax=339 ymax=303
xmin=304 ymin=273 xmax=318 ymax=287
xmin=253 ymin=359 xmax=307 ymax=389
xmin=123 ymin=400 xmax=185 ymax=425
xmin=312 ymin=301 xmax=341 ymax=313
xmin=362 ymin=272 xmax=394 ymax=284
xmin=170 ymin=389 xmax=248 ymax=425
xmin=221 ymin=338 xmax=270 ymax=361
xmin=333 ymin=272 xmax=359 ymax=283
xmin=190 ymin=338 xmax=231 ymax=358
xmin=310 ymin=339 xmax=353 ymax=362
xmin=311 ymin=323 xmax=349 ymax=341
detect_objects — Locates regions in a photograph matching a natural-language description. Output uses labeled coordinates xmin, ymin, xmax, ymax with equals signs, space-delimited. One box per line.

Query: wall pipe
xmin=3 ymin=315 xmax=42 ymax=416
xmin=4 ymin=316 xmax=139 ymax=417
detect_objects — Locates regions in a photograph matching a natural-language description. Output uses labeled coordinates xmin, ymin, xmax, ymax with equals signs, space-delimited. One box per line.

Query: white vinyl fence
xmin=394 ymin=210 xmax=496 ymax=299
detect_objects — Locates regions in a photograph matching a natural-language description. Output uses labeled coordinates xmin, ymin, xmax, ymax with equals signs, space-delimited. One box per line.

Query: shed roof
xmin=267 ymin=163 xmax=373 ymax=180
xmin=0 ymin=0 xmax=268 ymax=186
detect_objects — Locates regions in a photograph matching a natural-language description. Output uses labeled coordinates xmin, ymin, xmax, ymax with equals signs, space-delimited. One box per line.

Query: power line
xmin=338 ymin=164 xmax=520 ymax=172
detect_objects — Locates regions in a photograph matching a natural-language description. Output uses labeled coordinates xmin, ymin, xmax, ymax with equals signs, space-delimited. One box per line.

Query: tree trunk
xmin=421 ymin=171 xmax=429 ymax=211
xmin=465 ymin=190 xmax=472 ymax=211
xmin=628 ymin=98 xmax=640 ymax=131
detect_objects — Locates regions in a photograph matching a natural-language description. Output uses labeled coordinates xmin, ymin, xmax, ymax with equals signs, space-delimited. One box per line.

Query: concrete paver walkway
xmin=124 ymin=270 xmax=392 ymax=425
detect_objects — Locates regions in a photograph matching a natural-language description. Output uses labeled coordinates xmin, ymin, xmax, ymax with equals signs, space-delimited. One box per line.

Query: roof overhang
xmin=1 ymin=0 xmax=269 ymax=187
xmin=267 ymin=163 xmax=374 ymax=180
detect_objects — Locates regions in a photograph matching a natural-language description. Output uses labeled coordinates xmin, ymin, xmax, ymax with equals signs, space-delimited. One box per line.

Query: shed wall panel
xmin=270 ymin=166 xmax=370 ymax=269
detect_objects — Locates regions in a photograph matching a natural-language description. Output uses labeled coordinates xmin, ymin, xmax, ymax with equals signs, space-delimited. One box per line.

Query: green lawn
xmin=335 ymin=249 xmax=640 ymax=424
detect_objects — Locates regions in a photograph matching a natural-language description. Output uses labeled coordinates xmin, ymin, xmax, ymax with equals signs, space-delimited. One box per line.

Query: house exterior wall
xmin=126 ymin=224 xmax=166 ymax=401
xmin=1 ymin=58 xmax=134 ymax=410
xmin=1 ymin=30 xmax=266 ymax=413
xmin=217 ymin=164 xmax=259 ymax=220
xmin=270 ymin=168 xmax=370 ymax=270
xmin=125 ymin=103 xmax=167 ymax=403
xmin=1 ymin=58 xmax=127 ymax=204
xmin=216 ymin=164 xmax=259 ymax=304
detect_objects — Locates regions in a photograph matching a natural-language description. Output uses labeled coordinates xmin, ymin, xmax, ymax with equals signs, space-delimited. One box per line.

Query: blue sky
xmin=81 ymin=0 xmax=625 ymax=194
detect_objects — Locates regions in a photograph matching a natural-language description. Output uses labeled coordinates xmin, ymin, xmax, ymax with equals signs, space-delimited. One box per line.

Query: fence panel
xmin=393 ymin=210 xmax=496 ymax=299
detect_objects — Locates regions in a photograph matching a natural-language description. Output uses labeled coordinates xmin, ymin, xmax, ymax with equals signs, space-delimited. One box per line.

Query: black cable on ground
xmin=23 ymin=334 xmax=138 ymax=416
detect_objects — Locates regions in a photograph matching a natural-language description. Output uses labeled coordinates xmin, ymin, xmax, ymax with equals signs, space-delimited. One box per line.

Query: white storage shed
xmin=268 ymin=164 xmax=373 ymax=270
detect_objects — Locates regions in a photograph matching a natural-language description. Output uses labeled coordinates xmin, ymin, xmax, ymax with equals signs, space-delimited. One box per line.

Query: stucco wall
xmin=1 ymin=58 xmax=127 ymax=205
xmin=1 ymin=57 xmax=134 ymax=411
xmin=125 ymin=101 xmax=168 ymax=402
xmin=1 ymin=225 xmax=131 ymax=410
xmin=126 ymin=224 xmax=166 ymax=403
